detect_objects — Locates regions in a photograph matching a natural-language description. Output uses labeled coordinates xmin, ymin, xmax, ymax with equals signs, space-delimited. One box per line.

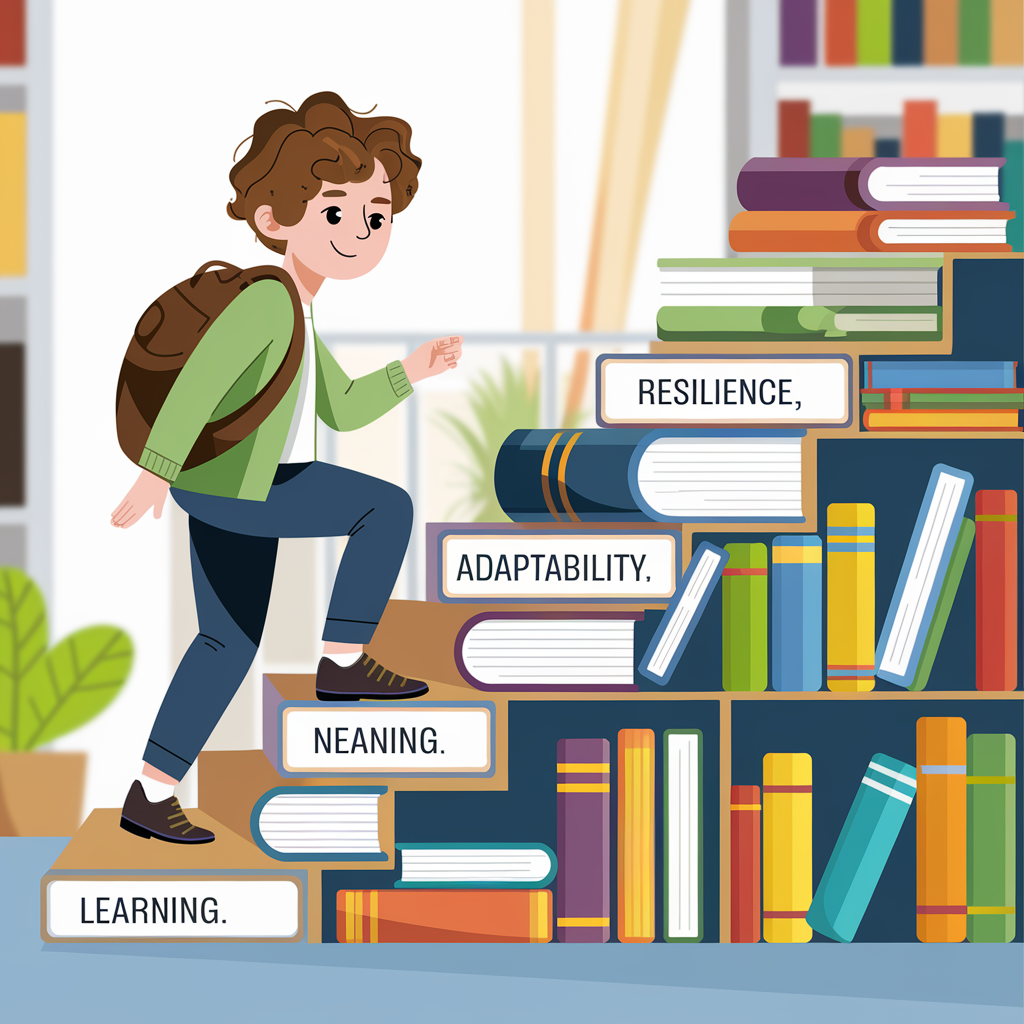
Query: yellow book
xmin=863 ymin=410 xmax=1021 ymax=430
xmin=827 ymin=503 xmax=876 ymax=691
xmin=841 ymin=126 xmax=875 ymax=158
xmin=763 ymin=753 xmax=813 ymax=943
xmin=617 ymin=728 xmax=655 ymax=943
xmin=0 ymin=111 xmax=26 ymax=276
xmin=936 ymin=114 xmax=972 ymax=157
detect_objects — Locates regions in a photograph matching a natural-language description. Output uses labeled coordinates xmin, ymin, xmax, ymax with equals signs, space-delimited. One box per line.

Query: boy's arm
xmin=140 ymin=279 xmax=295 ymax=483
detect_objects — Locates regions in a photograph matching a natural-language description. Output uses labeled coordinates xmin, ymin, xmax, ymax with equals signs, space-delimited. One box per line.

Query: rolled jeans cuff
xmin=322 ymin=616 xmax=379 ymax=646
xmin=144 ymin=739 xmax=193 ymax=781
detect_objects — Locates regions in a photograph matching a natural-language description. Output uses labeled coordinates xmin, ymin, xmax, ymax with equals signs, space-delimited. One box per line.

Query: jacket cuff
xmin=139 ymin=447 xmax=182 ymax=483
xmin=386 ymin=360 xmax=413 ymax=400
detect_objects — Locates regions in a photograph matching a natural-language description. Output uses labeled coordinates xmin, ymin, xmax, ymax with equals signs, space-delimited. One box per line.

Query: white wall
xmin=49 ymin=0 xmax=725 ymax=814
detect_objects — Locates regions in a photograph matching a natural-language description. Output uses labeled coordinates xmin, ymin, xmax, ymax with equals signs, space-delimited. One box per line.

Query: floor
xmin=7 ymin=837 xmax=1022 ymax=1024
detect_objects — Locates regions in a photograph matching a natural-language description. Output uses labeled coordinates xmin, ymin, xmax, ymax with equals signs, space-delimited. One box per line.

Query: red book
xmin=825 ymin=0 xmax=857 ymax=65
xmin=976 ymin=490 xmax=1018 ymax=691
xmin=904 ymin=100 xmax=937 ymax=157
xmin=779 ymin=101 xmax=811 ymax=157
xmin=730 ymin=785 xmax=761 ymax=943
xmin=0 ymin=0 xmax=24 ymax=65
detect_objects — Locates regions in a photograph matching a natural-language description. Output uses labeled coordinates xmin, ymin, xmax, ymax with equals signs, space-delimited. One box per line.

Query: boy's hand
xmin=110 ymin=469 xmax=171 ymax=528
xmin=401 ymin=335 xmax=463 ymax=384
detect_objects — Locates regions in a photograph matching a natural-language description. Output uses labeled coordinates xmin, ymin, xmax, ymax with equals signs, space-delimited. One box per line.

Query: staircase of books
xmin=41 ymin=167 xmax=1021 ymax=947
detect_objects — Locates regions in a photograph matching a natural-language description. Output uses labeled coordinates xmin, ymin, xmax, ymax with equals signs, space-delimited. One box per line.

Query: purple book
xmin=557 ymin=738 xmax=611 ymax=943
xmin=737 ymin=157 xmax=1009 ymax=211
xmin=780 ymin=0 xmax=816 ymax=66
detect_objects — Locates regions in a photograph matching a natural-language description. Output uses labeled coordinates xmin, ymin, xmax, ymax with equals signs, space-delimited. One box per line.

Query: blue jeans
xmin=144 ymin=461 xmax=413 ymax=779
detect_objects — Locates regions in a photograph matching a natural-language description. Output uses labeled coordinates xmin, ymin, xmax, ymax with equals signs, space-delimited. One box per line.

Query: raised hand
xmin=110 ymin=469 xmax=171 ymax=529
xmin=401 ymin=335 xmax=463 ymax=384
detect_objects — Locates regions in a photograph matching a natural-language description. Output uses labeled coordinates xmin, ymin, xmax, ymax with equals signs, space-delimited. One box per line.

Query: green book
xmin=967 ymin=733 xmax=1015 ymax=942
xmin=906 ymin=518 xmax=974 ymax=691
xmin=810 ymin=114 xmax=842 ymax=158
xmin=722 ymin=543 xmax=767 ymax=692
xmin=959 ymin=0 xmax=991 ymax=66
xmin=1003 ymin=140 xmax=1022 ymax=253
xmin=857 ymin=0 xmax=892 ymax=65
xmin=861 ymin=392 xmax=1023 ymax=409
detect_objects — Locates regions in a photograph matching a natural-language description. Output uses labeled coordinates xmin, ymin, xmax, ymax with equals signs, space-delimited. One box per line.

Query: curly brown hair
xmin=227 ymin=92 xmax=421 ymax=254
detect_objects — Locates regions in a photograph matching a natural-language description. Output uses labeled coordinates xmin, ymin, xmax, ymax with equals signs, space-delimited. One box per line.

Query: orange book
xmin=862 ymin=409 xmax=1022 ymax=430
xmin=923 ymin=0 xmax=958 ymax=64
xmin=991 ymin=0 xmax=1024 ymax=64
xmin=976 ymin=490 xmax=1019 ymax=690
xmin=903 ymin=100 xmax=937 ymax=157
xmin=336 ymin=889 xmax=552 ymax=942
xmin=825 ymin=0 xmax=858 ymax=64
xmin=778 ymin=100 xmax=811 ymax=157
xmin=917 ymin=717 xmax=967 ymax=942
xmin=729 ymin=209 xmax=1013 ymax=253
xmin=618 ymin=727 xmax=655 ymax=943
xmin=730 ymin=785 xmax=761 ymax=943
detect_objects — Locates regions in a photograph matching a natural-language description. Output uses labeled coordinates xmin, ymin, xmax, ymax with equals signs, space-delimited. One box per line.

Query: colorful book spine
xmin=937 ymin=114 xmax=973 ymax=157
xmin=618 ymin=728 xmax=655 ymax=943
xmin=664 ymin=729 xmax=702 ymax=942
xmin=763 ymin=753 xmax=813 ymax=943
xmin=1004 ymin=140 xmax=1023 ymax=251
xmin=336 ymin=889 xmax=552 ymax=943
xmin=0 ymin=0 xmax=24 ymax=65
xmin=556 ymin=738 xmax=610 ymax=943
xmin=779 ymin=100 xmax=811 ymax=157
xmin=771 ymin=536 xmax=822 ymax=691
xmin=842 ymin=126 xmax=875 ymax=157
xmin=990 ymin=0 xmax=1024 ymax=64
xmin=917 ymin=716 xmax=967 ymax=942
xmin=959 ymin=0 xmax=991 ymax=64
xmin=0 ymin=103 xmax=26 ymax=276
xmin=807 ymin=753 xmax=917 ymax=942
xmin=780 ymin=0 xmax=817 ymax=65
xmin=973 ymin=113 xmax=1005 ymax=158
xmin=858 ymin=0 xmax=893 ymax=64
xmin=876 ymin=464 xmax=974 ymax=688
xmin=811 ymin=114 xmax=842 ymax=158
xmin=924 ymin=0 xmax=958 ymax=64
xmin=827 ymin=503 xmax=876 ymax=691
xmin=730 ymin=785 xmax=761 ymax=943
xmin=893 ymin=0 xmax=924 ymax=64
xmin=976 ymin=490 xmax=1018 ymax=690
xmin=967 ymin=733 xmax=1016 ymax=942
xmin=864 ymin=361 xmax=1017 ymax=388
xmin=722 ymin=543 xmax=768 ymax=692
xmin=825 ymin=0 xmax=858 ymax=64
xmin=862 ymin=409 xmax=1020 ymax=429
xmin=903 ymin=99 xmax=938 ymax=156
xmin=908 ymin=517 xmax=975 ymax=690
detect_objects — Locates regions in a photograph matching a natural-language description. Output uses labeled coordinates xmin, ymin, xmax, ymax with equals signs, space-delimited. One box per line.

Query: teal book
xmin=1003 ymin=140 xmax=1023 ymax=252
xmin=722 ymin=543 xmax=768 ymax=692
xmin=806 ymin=754 xmax=916 ymax=942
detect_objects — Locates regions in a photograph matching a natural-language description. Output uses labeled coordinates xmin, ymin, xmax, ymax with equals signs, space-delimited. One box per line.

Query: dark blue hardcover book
xmin=875 ymin=138 xmax=900 ymax=158
xmin=863 ymin=361 xmax=1017 ymax=389
xmin=892 ymin=0 xmax=923 ymax=65
xmin=493 ymin=428 xmax=807 ymax=523
xmin=974 ymin=113 xmax=1005 ymax=159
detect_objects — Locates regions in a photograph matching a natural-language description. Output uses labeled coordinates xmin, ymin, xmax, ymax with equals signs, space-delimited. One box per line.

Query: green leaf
xmin=0 ymin=567 xmax=49 ymax=752
xmin=17 ymin=626 xmax=133 ymax=751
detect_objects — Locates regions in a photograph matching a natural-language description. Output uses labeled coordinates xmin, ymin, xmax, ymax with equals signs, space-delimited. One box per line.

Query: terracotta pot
xmin=0 ymin=751 xmax=86 ymax=836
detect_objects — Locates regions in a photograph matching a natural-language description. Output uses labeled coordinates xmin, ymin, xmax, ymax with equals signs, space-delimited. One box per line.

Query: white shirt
xmin=279 ymin=304 xmax=317 ymax=463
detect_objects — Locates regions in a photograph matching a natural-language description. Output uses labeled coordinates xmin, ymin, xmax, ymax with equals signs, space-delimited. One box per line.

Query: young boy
xmin=112 ymin=92 xmax=462 ymax=844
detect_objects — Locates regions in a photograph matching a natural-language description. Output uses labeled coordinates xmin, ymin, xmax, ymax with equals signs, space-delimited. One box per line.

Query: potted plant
xmin=0 ymin=567 xmax=133 ymax=835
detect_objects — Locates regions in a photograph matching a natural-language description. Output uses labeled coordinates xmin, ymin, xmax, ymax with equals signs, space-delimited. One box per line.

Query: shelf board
xmin=776 ymin=65 xmax=1024 ymax=83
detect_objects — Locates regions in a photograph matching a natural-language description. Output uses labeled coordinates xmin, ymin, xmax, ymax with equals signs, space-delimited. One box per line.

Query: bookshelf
xmin=0 ymin=0 xmax=52 ymax=596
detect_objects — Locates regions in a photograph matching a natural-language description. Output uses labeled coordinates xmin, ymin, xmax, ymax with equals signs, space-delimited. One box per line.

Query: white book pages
xmin=866 ymin=165 xmax=1000 ymax=204
xmin=833 ymin=313 xmax=938 ymax=331
xmin=258 ymin=793 xmax=381 ymax=854
xmin=401 ymin=847 xmax=553 ymax=883
xmin=666 ymin=733 xmax=700 ymax=939
xmin=877 ymin=219 xmax=1007 ymax=245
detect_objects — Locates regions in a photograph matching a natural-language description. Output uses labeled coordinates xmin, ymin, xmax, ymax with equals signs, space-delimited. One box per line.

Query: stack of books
xmin=861 ymin=359 xmax=1022 ymax=431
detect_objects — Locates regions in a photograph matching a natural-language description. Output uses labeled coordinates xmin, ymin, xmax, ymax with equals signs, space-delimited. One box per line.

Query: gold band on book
xmin=557 ymin=431 xmax=584 ymax=522
xmin=557 ymin=782 xmax=610 ymax=792
xmin=345 ymin=891 xmax=355 ymax=942
xmin=967 ymin=906 xmax=1016 ymax=915
xmin=557 ymin=763 xmax=610 ymax=772
xmin=540 ymin=432 xmax=564 ymax=521
xmin=730 ymin=803 xmax=761 ymax=810
xmin=557 ymin=917 xmax=610 ymax=927
xmin=966 ymin=776 xmax=1016 ymax=784
xmin=354 ymin=890 xmax=364 ymax=943
xmin=370 ymin=889 xmax=378 ymax=943
xmin=976 ymin=514 xmax=1017 ymax=521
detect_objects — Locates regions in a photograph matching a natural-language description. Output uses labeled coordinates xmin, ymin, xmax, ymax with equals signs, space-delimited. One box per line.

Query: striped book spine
xmin=967 ymin=733 xmax=1016 ymax=942
xmin=723 ymin=543 xmax=768 ymax=692
xmin=806 ymin=754 xmax=917 ymax=942
xmin=618 ymin=728 xmax=655 ymax=943
xmin=730 ymin=785 xmax=761 ymax=943
xmin=827 ymin=504 xmax=875 ymax=690
xmin=336 ymin=889 xmax=552 ymax=942
xmin=976 ymin=490 xmax=1018 ymax=690
xmin=917 ymin=716 xmax=967 ymax=942
xmin=763 ymin=753 xmax=813 ymax=943
xmin=556 ymin=738 xmax=610 ymax=943
xmin=772 ymin=536 xmax=822 ymax=691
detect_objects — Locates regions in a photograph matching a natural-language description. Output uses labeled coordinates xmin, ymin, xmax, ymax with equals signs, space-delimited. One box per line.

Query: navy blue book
xmin=494 ymin=428 xmax=807 ymax=523
xmin=892 ymin=0 xmax=922 ymax=65
xmin=973 ymin=114 xmax=1005 ymax=159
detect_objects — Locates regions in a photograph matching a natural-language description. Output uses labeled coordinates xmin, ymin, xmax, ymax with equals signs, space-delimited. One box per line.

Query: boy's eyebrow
xmin=371 ymin=197 xmax=391 ymax=205
xmin=322 ymin=190 xmax=347 ymax=197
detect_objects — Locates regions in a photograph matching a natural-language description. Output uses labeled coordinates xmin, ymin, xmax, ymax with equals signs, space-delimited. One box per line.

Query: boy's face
xmin=268 ymin=158 xmax=393 ymax=280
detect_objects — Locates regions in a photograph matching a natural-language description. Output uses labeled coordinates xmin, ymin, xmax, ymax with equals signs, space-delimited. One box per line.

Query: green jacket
xmin=138 ymin=278 xmax=412 ymax=501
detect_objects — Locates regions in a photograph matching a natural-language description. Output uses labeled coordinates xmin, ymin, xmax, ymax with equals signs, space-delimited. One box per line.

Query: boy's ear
xmin=254 ymin=204 xmax=283 ymax=238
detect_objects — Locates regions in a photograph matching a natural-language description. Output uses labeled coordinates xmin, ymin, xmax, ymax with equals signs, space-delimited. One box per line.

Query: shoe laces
xmin=166 ymin=797 xmax=197 ymax=835
xmin=362 ymin=654 xmax=407 ymax=687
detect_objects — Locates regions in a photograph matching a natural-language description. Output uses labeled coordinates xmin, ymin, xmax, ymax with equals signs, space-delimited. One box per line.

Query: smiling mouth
xmin=330 ymin=241 xmax=357 ymax=258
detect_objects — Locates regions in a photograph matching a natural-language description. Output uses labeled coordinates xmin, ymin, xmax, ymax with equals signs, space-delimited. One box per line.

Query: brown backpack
xmin=115 ymin=261 xmax=304 ymax=471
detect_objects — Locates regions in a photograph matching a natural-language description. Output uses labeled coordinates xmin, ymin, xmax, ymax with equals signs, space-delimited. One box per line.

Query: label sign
xmin=440 ymin=531 xmax=678 ymax=601
xmin=46 ymin=878 xmax=302 ymax=940
xmin=597 ymin=354 xmax=852 ymax=428
xmin=281 ymin=703 xmax=494 ymax=776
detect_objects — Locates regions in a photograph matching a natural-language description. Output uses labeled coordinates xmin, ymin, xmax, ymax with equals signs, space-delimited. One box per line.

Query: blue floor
xmin=7 ymin=837 xmax=1022 ymax=1024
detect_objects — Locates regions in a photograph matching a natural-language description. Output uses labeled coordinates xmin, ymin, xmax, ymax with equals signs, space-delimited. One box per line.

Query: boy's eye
xmin=368 ymin=213 xmax=385 ymax=230
xmin=322 ymin=206 xmax=342 ymax=225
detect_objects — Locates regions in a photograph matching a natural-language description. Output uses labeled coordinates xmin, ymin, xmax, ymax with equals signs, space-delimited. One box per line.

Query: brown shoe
xmin=119 ymin=781 xmax=215 ymax=844
xmin=316 ymin=654 xmax=430 ymax=701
